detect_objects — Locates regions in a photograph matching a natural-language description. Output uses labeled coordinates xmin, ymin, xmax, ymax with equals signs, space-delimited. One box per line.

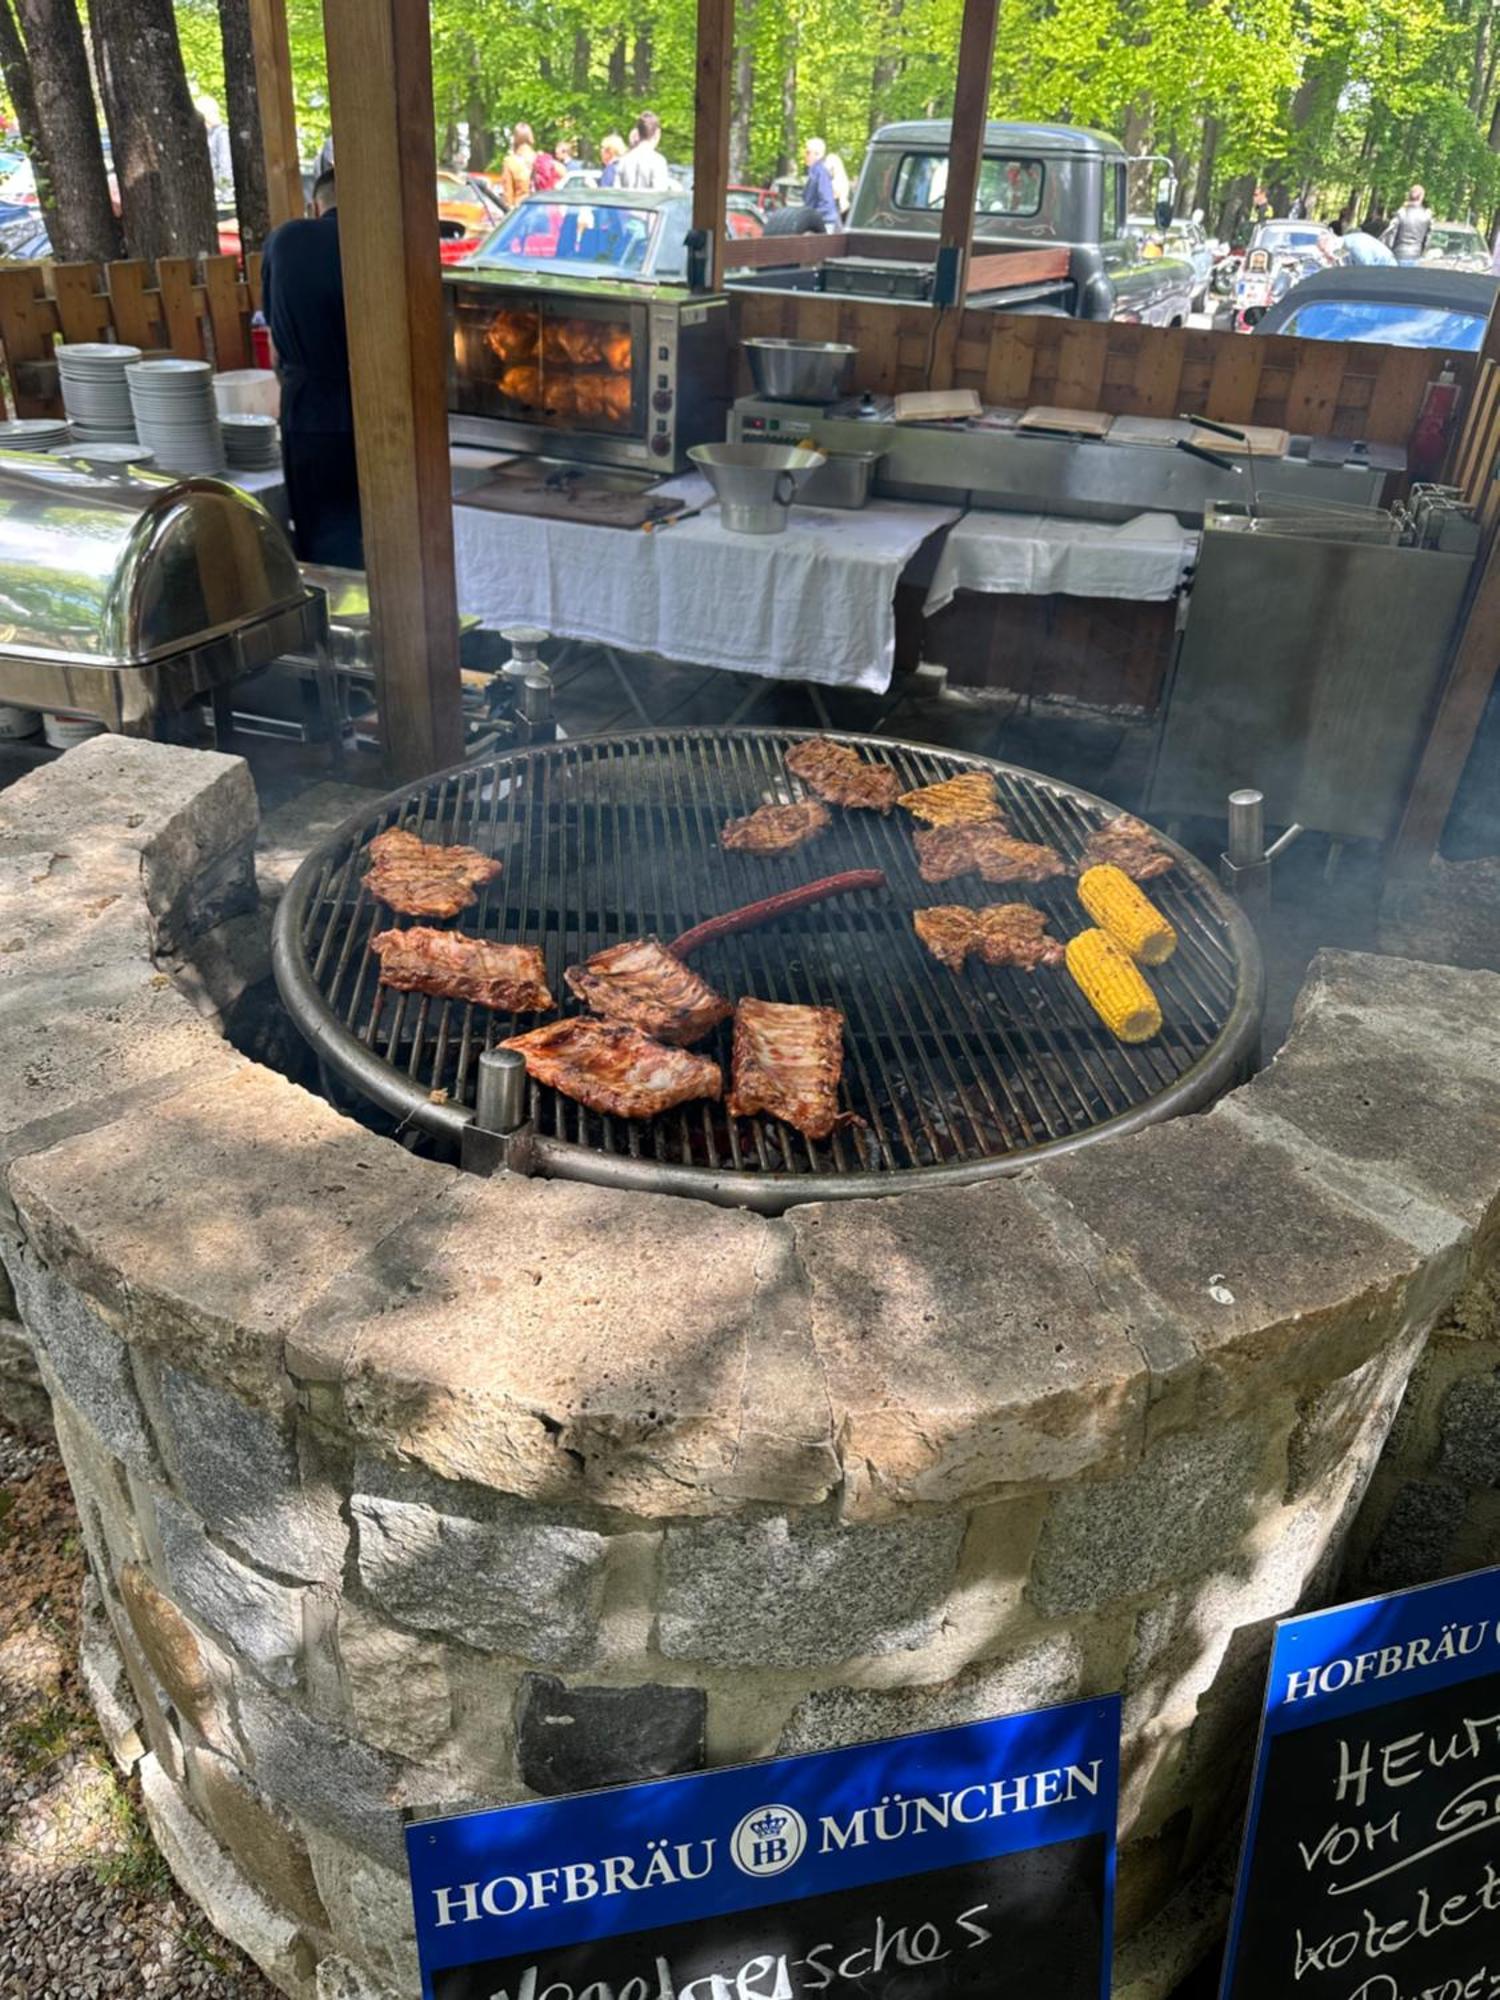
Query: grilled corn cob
xmin=1077 ymin=863 xmax=1177 ymax=966
xmin=1066 ymin=928 xmax=1162 ymax=1043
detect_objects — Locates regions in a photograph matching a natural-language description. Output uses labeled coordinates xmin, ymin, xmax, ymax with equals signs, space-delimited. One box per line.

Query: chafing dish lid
xmin=0 ymin=451 xmax=309 ymax=666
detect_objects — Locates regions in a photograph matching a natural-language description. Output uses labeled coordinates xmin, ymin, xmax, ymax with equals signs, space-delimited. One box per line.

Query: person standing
xmin=498 ymin=124 xmax=538 ymax=210
xmin=531 ymin=139 xmax=563 ymax=193
xmin=617 ymin=111 xmax=669 ymax=191
xmin=826 ymin=150 xmax=852 ymax=218
xmin=259 ymin=168 xmax=362 ymax=570
xmin=195 ymin=96 xmax=234 ymax=206
xmin=597 ymin=133 xmax=626 ymax=187
xmin=1383 ymin=184 xmax=1433 ymax=264
xmin=801 ymin=137 xmax=841 ymax=229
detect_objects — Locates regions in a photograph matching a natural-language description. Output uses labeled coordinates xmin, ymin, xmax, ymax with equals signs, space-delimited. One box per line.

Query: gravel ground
xmin=0 ymin=1418 xmax=279 ymax=1999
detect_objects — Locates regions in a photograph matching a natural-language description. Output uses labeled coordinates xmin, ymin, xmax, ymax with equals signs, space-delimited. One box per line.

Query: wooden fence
xmin=0 ymin=254 xmax=263 ymax=417
xmin=729 ymin=290 xmax=1474 ymax=448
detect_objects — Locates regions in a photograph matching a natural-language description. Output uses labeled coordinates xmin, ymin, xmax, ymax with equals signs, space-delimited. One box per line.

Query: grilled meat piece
xmin=784 ymin=738 xmax=901 ymax=813
xmin=1082 ymin=813 xmax=1174 ymax=881
xmin=364 ymin=827 xmax=503 ymax=919
xmin=726 ymin=996 xmax=847 ymax=1141
xmin=897 ymin=771 xmax=1005 ymax=827
xmin=501 ymin=1017 xmax=721 ymax=1121
xmin=369 ymin=928 xmax=553 ymax=1012
xmin=913 ymin=903 xmax=1063 ymax=972
xmin=914 ymin=823 xmax=1067 ymax=886
xmin=721 ymin=799 xmax=831 ymax=854
xmin=564 ymin=938 xmax=732 ymax=1046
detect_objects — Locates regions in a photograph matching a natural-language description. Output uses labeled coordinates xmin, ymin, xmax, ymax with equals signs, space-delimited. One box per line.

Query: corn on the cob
xmin=1065 ymin=927 xmax=1162 ymax=1042
xmin=1077 ymin=863 xmax=1177 ymax=965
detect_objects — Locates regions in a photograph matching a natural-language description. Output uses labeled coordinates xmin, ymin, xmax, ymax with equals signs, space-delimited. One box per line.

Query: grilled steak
xmin=914 ymin=824 xmax=1067 ymax=886
xmin=1082 ymin=813 xmax=1174 ymax=881
xmin=564 ymin=938 xmax=732 ymax=1046
xmin=721 ymin=799 xmax=831 ymax=854
xmin=501 ymin=1017 xmax=721 ymax=1121
xmin=784 ymin=739 xmax=901 ymax=813
xmin=897 ymin=772 xmax=1004 ymax=827
xmin=914 ymin=903 xmax=1063 ymax=972
xmin=364 ymin=826 xmax=503 ymax=919
xmin=369 ymin=928 xmax=553 ymax=1011
xmin=726 ymin=996 xmax=847 ymax=1141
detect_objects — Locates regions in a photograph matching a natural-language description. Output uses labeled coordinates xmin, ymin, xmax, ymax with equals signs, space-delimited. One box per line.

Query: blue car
xmin=1253 ymin=265 xmax=1498 ymax=351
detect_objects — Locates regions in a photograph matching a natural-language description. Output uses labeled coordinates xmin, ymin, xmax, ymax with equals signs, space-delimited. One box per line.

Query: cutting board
xmin=893 ymin=389 xmax=982 ymax=423
xmin=459 ymin=462 xmax=689 ymax=530
xmin=1017 ymin=405 xmax=1116 ymax=438
xmin=1187 ymin=423 xmax=1290 ymax=459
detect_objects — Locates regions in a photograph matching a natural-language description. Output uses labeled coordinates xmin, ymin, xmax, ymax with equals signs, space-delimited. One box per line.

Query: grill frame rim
xmin=271 ymin=725 xmax=1266 ymax=1213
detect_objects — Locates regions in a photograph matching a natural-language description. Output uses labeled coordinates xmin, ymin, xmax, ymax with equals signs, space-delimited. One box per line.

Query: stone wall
xmin=5 ymin=739 xmax=1500 ymax=2000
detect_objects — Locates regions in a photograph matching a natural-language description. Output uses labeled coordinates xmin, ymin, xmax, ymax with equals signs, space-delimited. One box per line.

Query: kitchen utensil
xmin=796 ymin=443 xmax=889 ymax=509
xmin=1018 ymin=406 xmax=1115 ymax=438
xmin=743 ymin=338 xmax=858 ymax=405
xmin=687 ymin=442 xmax=827 ymax=535
xmin=892 ymin=389 xmax=981 ymax=422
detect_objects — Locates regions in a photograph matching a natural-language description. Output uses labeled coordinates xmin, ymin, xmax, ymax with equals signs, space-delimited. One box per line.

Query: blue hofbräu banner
xmin=406 ymin=1694 xmax=1121 ymax=2000
xmin=1221 ymin=1563 xmax=1500 ymax=2000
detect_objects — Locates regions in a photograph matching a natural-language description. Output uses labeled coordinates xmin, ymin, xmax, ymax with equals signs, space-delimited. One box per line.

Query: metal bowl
xmin=688 ymin=442 xmax=826 ymax=535
xmin=743 ymin=338 xmax=858 ymax=404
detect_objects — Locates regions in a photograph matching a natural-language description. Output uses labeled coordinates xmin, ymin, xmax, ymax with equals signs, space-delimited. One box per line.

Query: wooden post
xmin=691 ymin=0 xmax=735 ymax=291
xmin=246 ymin=0 xmax=304 ymax=229
xmin=1390 ymin=530 xmax=1500 ymax=872
xmin=927 ymin=0 xmax=1000 ymax=390
xmin=323 ymin=0 xmax=463 ymax=780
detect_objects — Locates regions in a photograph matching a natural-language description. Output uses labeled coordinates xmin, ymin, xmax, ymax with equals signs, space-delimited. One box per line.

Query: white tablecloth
xmin=924 ymin=508 xmax=1199 ymax=613
xmin=453 ymin=474 xmax=959 ymax=695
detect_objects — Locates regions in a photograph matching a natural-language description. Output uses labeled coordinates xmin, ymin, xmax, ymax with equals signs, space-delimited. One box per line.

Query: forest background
xmin=2 ymin=0 xmax=1499 ymax=264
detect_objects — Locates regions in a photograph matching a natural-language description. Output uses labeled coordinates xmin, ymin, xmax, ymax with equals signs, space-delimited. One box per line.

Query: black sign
xmin=406 ymin=1699 xmax=1120 ymax=2000
xmin=1222 ymin=1565 xmax=1500 ymax=2000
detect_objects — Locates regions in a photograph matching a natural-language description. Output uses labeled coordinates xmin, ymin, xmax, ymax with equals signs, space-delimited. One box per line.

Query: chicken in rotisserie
xmin=501 ymin=1017 xmax=722 ymax=1120
xmin=564 ymin=938 xmax=731 ymax=1045
xmin=484 ymin=309 xmax=539 ymax=366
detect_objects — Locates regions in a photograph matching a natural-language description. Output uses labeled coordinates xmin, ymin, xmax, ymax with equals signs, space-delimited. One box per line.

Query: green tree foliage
xmin=169 ymin=0 xmax=1500 ymax=226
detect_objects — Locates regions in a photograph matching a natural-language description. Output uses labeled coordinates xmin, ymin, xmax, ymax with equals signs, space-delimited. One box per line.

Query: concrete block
xmin=119 ymin=1559 xmax=236 ymax=1754
xmin=1437 ymin=1372 xmax=1500 ymax=1489
xmin=79 ymin=1574 xmax=145 ymax=1773
xmin=335 ymin=1598 xmax=452 ymax=1758
xmin=187 ymin=1745 xmax=330 ymax=1933
xmin=657 ymin=1509 xmax=964 ymax=1667
xmin=236 ymin=1678 xmax=407 ymax=1871
xmin=8 ymin=1251 xmax=153 ymax=1464
xmin=302 ymin=1825 xmax=420 ymax=1994
xmin=351 ymin=1457 xmax=607 ymax=1668
xmin=154 ymin=1493 xmax=304 ymax=1689
xmin=516 ymin=1674 xmax=706 ymax=1795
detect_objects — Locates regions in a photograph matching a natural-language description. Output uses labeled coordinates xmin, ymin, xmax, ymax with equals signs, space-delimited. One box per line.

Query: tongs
xmin=1174 ymin=414 xmax=1260 ymax=516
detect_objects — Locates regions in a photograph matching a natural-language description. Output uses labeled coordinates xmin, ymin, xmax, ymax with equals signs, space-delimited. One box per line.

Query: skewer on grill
xmin=668 ymin=869 xmax=888 ymax=958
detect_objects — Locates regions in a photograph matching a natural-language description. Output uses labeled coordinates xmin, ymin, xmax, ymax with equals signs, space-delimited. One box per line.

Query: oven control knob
xmin=650 ymin=434 xmax=672 ymax=456
xmin=652 ymin=389 xmax=674 ymax=414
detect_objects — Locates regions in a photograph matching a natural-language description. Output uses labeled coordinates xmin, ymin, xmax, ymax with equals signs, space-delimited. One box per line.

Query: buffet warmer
xmin=729 ymin=394 xmax=1397 ymax=524
xmin=0 ymin=452 xmax=327 ymax=734
xmin=446 ymin=270 xmax=730 ymax=473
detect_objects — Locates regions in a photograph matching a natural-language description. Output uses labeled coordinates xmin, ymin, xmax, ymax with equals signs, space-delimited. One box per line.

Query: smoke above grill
xmin=273 ymin=730 xmax=1264 ymax=1211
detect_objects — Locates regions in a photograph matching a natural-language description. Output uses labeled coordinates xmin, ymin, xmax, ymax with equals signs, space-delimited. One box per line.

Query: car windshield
xmin=1428 ymin=227 xmax=1486 ymax=258
xmin=1277 ymin=298 xmax=1489 ymax=350
xmin=893 ymin=154 xmax=1044 ymax=216
xmin=1254 ymin=225 xmax=1324 ymax=251
xmin=471 ymin=202 xmax=659 ymax=276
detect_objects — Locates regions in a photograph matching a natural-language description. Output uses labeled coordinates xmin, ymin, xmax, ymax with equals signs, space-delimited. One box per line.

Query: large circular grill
xmin=273 ymin=728 xmax=1263 ymax=1211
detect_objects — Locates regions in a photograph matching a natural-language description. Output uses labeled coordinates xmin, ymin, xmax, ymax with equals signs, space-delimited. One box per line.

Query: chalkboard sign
xmin=1221 ymin=1564 xmax=1500 ymax=2000
xmin=406 ymin=1696 xmax=1120 ymax=2000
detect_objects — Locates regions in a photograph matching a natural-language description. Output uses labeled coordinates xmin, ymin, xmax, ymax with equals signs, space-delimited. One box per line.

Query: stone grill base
xmin=3 ymin=738 xmax=1500 ymax=2000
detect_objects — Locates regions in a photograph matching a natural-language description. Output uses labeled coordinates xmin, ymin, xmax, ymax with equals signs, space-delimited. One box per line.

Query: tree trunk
xmin=608 ymin=35 xmax=626 ymax=97
xmin=870 ymin=0 xmax=904 ymax=131
xmin=780 ymin=28 xmax=797 ymax=179
xmin=10 ymin=0 xmax=120 ymax=259
xmin=633 ymin=27 xmax=652 ymax=97
xmin=89 ymin=0 xmax=216 ymax=258
xmin=1192 ymin=113 xmax=1219 ymax=218
xmin=216 ymin=0 xmax=269 ymax=252
xmin=573 ymin=30 xmax=589 ymax=91
xmin=729 ymin=0 xmax=755 ymax=185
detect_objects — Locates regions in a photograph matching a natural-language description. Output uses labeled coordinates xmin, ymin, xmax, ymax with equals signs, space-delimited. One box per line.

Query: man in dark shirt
xmin=260 ymin=169 xmax=363 ymax=568
xmin=801 ymin=137 xmax=841 ymax=230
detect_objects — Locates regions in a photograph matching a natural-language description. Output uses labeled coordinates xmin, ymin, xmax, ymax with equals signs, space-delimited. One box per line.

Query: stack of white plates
xmin=57 ymin=342 xmax=141 ymax=440
xmin=220 ymin=412 xmax=280 ymax=470
xmin=0 ymin=417 xmax=72 ymax=452
xmin=49 ymin=441 xmax=155 ymax=470
xmin=125 ymin=358 xmax=226 ymax=475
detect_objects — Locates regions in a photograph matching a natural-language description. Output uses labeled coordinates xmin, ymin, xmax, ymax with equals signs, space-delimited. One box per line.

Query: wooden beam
xmin=965 ymin=248 xmax=1071 ymax=295
xmin=691 ymin=0 xmax=735 ymax=291
xmin=247 ymin=0 xmax=303 ymax=230
xmin=1390 ymin=532 xmax=1500 ymax=871
xmin=927 ymin=0 xmax=1000 ymax=388
xmin=721 ymin=230 xmax=848 ymax=270
xmin=323 ymin=0 xmax=463 ymax=781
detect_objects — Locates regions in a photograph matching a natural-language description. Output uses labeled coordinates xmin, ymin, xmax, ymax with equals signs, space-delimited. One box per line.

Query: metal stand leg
xmin=210 ymin=684 xmax=235 ymax=751
xmin=312 ymin=639 xmax=346 ymax=773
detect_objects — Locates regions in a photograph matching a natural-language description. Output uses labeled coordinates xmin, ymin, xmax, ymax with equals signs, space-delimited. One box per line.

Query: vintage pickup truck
xmin=727 ymin=120 xmax=1196 ymax=325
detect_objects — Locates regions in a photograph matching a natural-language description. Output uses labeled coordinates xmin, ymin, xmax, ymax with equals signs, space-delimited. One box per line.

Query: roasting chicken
xmin=914 ymin=903 xmax=1064 ymax=973
xmin=484 ymin=309 xmax=539 ymax=366
xmin=501 ymin=1017 xmax=722 ymax=1120
xmin=897 ymin=772 xmax=1005 ymax=827
xmin=721 ymin=799 xmax=831 ymax=854
xmin=1082 ymin=813 xmax=1174 ymax=881
xmin=369 ymin=928 xmax=553 ymax=1012
xmin=543 ymin=320 xmax=604 ymax=367
xmin=913 ymin=824 xmax=1068 ymax=887
xmin=364 ymin=827 xmax=503 ymax=919
xmin=564 ymin=938 xmax=731 ymax=1046
xmin=726 ymin=996 xmax=848 ymax=1141
xmin=601 ymin=327 xmax=632 ymax=372
xmin=784 ymin=739 xmax=901 ymax=813
xmin=498 ymin=364 xmax=544 ymax=409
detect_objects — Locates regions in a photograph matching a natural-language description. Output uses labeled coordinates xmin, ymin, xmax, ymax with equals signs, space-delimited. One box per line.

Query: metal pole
xmin=1226 ymin=789 xmax=1265 ymax=869
xmin=475 ymin=1048 xmax=527 ymax=1133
